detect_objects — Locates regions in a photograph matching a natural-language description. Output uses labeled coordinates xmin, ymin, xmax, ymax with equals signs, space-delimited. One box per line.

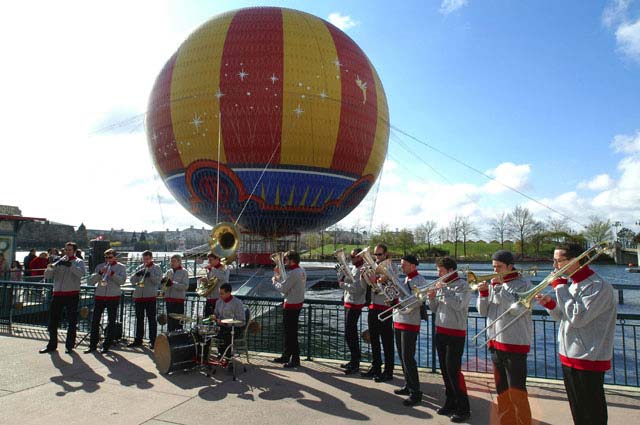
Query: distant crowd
xmin=0 ymin=248 xmax=85 ymax=281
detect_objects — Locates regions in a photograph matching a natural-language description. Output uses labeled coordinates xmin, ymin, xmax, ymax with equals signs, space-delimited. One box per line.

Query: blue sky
xmin=2 ymin=0 xmax=639 ymax=235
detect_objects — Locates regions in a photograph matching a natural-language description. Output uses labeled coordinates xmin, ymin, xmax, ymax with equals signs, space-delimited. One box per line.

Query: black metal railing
xmin=1 ymin=280 xmax=638 ymax=387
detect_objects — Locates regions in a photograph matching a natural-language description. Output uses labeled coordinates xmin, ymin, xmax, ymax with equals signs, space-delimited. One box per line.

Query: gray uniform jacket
xmin=44 ymin=257 xmax=86 ymax=294
xmin=273 ymin=265 xmax=306 ymax=308
xmin=130 ymin=263 xmax=162 ymax=299
xmin=206 ymin=265 xmax=230 ymax=302
xmin=428 ymin=274 xmax=472 ymax=336
xmin=339 ymin=263 xmax=367 ymax=307
xmin=214 ymin=296 xmax=246 ymax=326
xmin=543 ymin=266 xmax=616 ymax=371
xmin=392 ymin=272 xmax=427 ymax=331
xmin=163 ymin=267 xmax=189 ymax=301
xmin=89 ymin=262 xmax=126 ymax=299
xmin=477 ymin=273 xmax=533 ymax=353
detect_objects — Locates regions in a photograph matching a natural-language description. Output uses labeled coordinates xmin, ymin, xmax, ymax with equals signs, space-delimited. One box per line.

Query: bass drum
xmin=154 ymin=330 xmax=210 ymax=374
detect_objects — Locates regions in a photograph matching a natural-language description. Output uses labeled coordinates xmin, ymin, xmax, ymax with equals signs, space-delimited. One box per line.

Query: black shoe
xmin=344 ymin=365 xmax=360 ymax=375
xmin=64 ymin=348 xmax=74 ymax=354
xmin=450 ymin=412 xmax=470 ymax=423
xmin=127 ymin=341 xmax=143 ymax=348
xmin=99 ymin=347 xmax=109 ymax=354
xmin=374 ymin=372 xmax=393 ymax=382
xmin=39 ymin=347 xmax=56 ymax=354
xmin=84 ymin=347 xmax=97 ymax=354
xmin=149 ymin=343 xmax=154 ymax=350
xmin=360 ymin=366 xmax=381 ymax=378
xmin=437 ymin=406 xmax=454 ymax=416
xmin=272 ymin=356 xmax=288 ymax=364
xmin=283 ymin=361 xmax=300 ymax=368
xmin=403 ymin=393 xmax=422 ymax=407
xmin=340 ymin=362 xmax=352 ymax=369
xmin=394 ymin=387 xmax=410 ymax=395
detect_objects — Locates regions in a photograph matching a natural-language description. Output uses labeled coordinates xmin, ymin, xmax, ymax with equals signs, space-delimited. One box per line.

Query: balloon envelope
xmin=146 ymin=7 xmax=389 ymax=236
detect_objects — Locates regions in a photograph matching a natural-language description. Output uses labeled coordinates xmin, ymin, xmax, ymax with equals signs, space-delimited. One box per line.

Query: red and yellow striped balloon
xmin=146 ymin=7 xmax=389 ymax=236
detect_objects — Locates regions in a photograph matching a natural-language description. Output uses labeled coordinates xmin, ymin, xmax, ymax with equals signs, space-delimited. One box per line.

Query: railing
xmin=1 ymin=280 xmax=638 ymax=387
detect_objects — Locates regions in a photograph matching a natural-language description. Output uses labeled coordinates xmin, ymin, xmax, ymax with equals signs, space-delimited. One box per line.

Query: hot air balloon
xmin=146 ymin=7 xmax=389 ymax=237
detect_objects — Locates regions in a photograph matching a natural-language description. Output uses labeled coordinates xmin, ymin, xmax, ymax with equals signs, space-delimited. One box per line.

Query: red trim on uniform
xmin=394 ymin=322 xmax=420 ymax=332
xmin=436 ymin=326 xmax=466 ymax=337
xmin=488 ymin=340 xmax=530 ymax=354
xmin=344 ymin=302 xmax=364 ymax=310
xmin=458 ymin=371 xmax=468 ymax=394
xmin=68 ymin=256 xmax=77 ymax=261
xmin=571 ymin=266 xmax=595 ymax=284
xmin=220 ymin=8 xmax=283 ymax=166
xmin=95 ymin=296 xmax=119 ymax=301
xmin=214 ymin=264 xmax=223 ymax=269
xmin=479 ymin=290 xmax=490 ymax=297
xmin=53 ymin=291 xmax=80 ymax=297
xmin=109 ymin=261 xmax=117 ymax=266
xmin=559 ymin=354 xmax=611 ymax=372
xmin=541 ymin=298 xmax=557 ymax=310
xmin=369 ymin=303 xmax=392 ymax=311
xmin=206 ymin=298 xmax=219 ymax=304
xmin=443 ymin=272 xmax=459 ymax=283
xmin=283 ymin=302 xmax=303 ymax=310
xmin=288 ymin=264 xmax=300 ymax=270
xmin=134 ymin=297 xmax=156 ymax=303
xmin=407 ymin=270 xmax=419 ymax=279
xmin=325 ymin=22 xmax=378 ymax=176
xmin=551 ymin=278 xmax=568 ymax=289
xmin=223 ymin=295 xmax=234 ymax=303
xmin=353 ymin=259 xmax=364 ymax=268
xmin=173 ymin=266 xmax=183 ymax=271
xmin=165 ymin=298 xmax=185 ymax=304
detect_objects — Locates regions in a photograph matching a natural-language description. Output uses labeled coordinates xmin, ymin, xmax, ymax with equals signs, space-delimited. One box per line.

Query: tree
xmin=508 ymin=206 xmax=537 ymax=258
xmin=489 ymin=212 xmax=509 ymax=248
xmin=617 ymin=227 xmax=636 ymax=248
xmin=448 ymin=216 xmax=462 ymax=258
xmin=546 ymin=216 xmax=571 ymax=234
xmin=459 ymin=217 xmax=477 ymax=258
xmin=396 ymin=228 xmax=414 ymax=256
xmin=582 ymin=216 xmax=612 ymax=245
xmin=415 ymin=220 xmax=437 ymax=249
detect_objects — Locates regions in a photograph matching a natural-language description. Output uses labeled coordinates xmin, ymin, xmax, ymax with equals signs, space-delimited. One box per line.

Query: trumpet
xmin=99 ymin=263 xmax=112 ymax=286
xmin=130 ymin=265 xmax=147 ymax=288
xmin=158 ymin=269 xmax=173 ymax=297
xmin=271 ymin=252 xmax=287 ymax=282
xmin=48 ymin=255 xmax=69 ymax=268
xmin=378 ymin=268 xmax=462 ymax=321
xmin=472 ymin=243 xmax=609 ymax=348
xmin=334 ymin=248 xmax=355 ymax=284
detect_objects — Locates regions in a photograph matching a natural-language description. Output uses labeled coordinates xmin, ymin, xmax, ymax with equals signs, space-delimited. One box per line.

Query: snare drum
xmin=195 ymin=323 xmax=219 ymax=337
xmin=153 ymin=330 xmax=211 ymax=374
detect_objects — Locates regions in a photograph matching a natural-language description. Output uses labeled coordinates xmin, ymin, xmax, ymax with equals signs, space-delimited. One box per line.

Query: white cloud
xmin=603 ymin=0 xmax=630 ymax=27
xmin=482 ymin=162 xmax=531 ymax=194
xmin=327 ymin=12 xmax=358 ymax=31
xmin=611 ymin=130 xmax=640 ymax=153
xmin=439 ymin=0 xmax=469 ymax=15
xmin=603 ymin=1 xmax=640 ymax=62
xmin=578 ymin=174 xmax=614 ymax=190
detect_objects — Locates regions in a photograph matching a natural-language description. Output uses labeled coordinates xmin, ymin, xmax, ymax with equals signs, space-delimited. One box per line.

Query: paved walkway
xmin=0 ymin=326 xmax=638 ymax=425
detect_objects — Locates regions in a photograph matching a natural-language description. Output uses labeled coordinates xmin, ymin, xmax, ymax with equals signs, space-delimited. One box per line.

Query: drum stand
xmin=200 ymin=324 xmax=245 ymax=381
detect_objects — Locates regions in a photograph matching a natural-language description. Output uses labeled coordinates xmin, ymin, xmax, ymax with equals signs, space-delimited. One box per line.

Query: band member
xmin=271 ymin=250 xmax=306 ymax=368
xmin=337 ymin=248 xmax=367 ymax=375
xmin=362 ymin=243 xmax=395 ymax=382
xmin=163 ymin=254 xmax=189 ymax=332
xmin=212 ymin=283 xmax=246 ymax=359
xmin=428 ymin=256 xmax=471 ymax=422
xmin=39 ymin=242 xmax=86 ymax=354
xmin=537 ymin=243 xmax=616 ymax=425
xmin=128 ymin=250 xmax=162 ymax=349
xmin=202 ymin=252 xmax=229 ymax=320
xmin=393 ymin=254 xmax=427 ymax=406
xmin=477 ymin=250 xmax=533 ymax=425
xmin=85 ymin=249 xmax=126 ymax=354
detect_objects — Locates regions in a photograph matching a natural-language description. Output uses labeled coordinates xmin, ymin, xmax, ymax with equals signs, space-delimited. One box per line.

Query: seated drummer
xmin=211 ymin=283 xmax=245 ymax=359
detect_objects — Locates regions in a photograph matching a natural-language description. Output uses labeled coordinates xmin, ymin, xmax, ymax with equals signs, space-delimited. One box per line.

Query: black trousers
xmin=134 ymin=300 xmax=157 ymax=345
xmin=46 ymin=295 xmax=79 ymax=350
xmin=166 ymin=301 xmax=184 ymax=332
xmin=436 ymin=333 xmax=470 ymax=414
xmin=345 ymin=307 xmax=362 ymax=365
xmin=368 ymin=309 xmax=394 ymax=372
xmin=491 ymin=348 xmax=532 ymax=425
xmin=395 ymin=328 xmax=420 ymax=395
xmin=203 ymin=301 xmax=216 ymax=319
xmin=283 ymin=308 xmax=301 ymax=361
xmin=562 ymin=365 xmax=607 ymax=425
xmin=90 ymin=299 xmax=119 ymax=350
xmin=216 ymin=326 xmax=245 ymax=358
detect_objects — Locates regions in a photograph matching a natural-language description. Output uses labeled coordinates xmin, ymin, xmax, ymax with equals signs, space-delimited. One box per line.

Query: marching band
xmin=33 ymin=241 xmax=616 ymax=425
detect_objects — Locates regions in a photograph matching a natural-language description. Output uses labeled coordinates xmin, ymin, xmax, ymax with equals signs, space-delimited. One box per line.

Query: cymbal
xmin=168 ymin=313 xmax=193 ymax=323
xmin=220 ymin=318 xmax=244 ymax=325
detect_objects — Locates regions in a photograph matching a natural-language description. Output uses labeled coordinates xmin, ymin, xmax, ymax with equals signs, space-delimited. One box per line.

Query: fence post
xmin=431 ymin=312 xmax=436 ymax=373
xmin=306 ymin=304 xmax=313 ymax=361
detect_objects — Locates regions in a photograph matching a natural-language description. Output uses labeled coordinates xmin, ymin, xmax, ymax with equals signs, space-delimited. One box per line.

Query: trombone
xmin=378 ymin=268 xmax=461 ymax=322
xmin=466 ymin=267 xmax=538 ymax=291
xmin=472 ymin=243 xmax=609 ymax=348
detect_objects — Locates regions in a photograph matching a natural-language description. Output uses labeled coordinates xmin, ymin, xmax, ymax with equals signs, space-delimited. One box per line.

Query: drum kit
xmin=153 ymin=313 xmax=246 ymax=380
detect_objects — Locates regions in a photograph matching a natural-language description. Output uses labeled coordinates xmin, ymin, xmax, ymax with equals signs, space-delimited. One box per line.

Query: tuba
xmin=196 ymin=266 xmax=224 ymax=297
xmin=209 ymin=222 xmax=240 ymax=265
xmin=357 ymin=247 xmax=383 ymax=295
xmin=271 ymin=252 xmax=287 ymax=282
xmin=334 ymin=248 xmax=354 ymax=284
xmin=375 ymin=259 xmax=412 ymax=301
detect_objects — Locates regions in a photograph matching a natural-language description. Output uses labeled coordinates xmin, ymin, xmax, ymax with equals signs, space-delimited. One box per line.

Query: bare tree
xmin=582 ymin=216 xmax=612 ymax=245
xmin=437 ymin=227 xmax=448 ymax=245
xmin=448 ymin=216 xmax=463 ymax=258
xmin=415 ymin=220 xmax=437 ymax=248
xmin=508 ymin=206 xmax=537 ymax=258
xmin=547 ymin=216 xmax=571 ymax=234
xmin=489 ymin=212 xmax=509 ymax=248
xmin=460 ymin=217 xmax=477 ymax=258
